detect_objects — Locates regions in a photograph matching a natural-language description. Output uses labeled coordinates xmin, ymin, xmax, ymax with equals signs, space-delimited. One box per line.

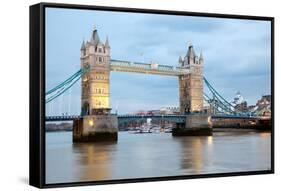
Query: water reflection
xmin=260 ymin=132 xmax=271 ymax=138
xmin=72 ymin=142 xmax=117 ymax=181
xmin=175 ymin=136 xmax=213 ymax=174
xmin=46 ymin=131 xmax=271 ymax=184
xmin=207 ymin=136 xmax=213 ymax=146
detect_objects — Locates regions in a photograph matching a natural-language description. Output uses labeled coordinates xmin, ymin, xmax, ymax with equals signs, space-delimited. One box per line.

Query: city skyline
xmin=45 ymin=7 xmax=271 ymax=115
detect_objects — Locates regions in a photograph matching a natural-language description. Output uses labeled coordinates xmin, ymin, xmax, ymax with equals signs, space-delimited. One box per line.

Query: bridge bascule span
xmin=117 ymin=114 xmax=187 ymax=126
xmin=45 ymin=114 xmax=187 ymax=127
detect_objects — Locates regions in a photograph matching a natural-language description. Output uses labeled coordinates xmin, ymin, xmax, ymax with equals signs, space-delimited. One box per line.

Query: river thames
xmin=46 ymin=130 xmax=271 ymax=184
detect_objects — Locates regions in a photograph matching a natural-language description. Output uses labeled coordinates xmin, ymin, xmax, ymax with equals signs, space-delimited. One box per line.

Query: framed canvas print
xmin=29 ymin=2 xmax=274 ymax=188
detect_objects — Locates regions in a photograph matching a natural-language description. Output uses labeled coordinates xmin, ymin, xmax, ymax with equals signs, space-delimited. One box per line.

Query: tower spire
xmin=105 ymin=35 xmax=110 ymax=48
xmin=80 ymin=39 xmax=86 ymax=50
xmin=187 ymin=43 xmax=196 ymax=59
xmin=199 ymin=50 xmax=203 ymax=60
xmin=178 ymin=55 xmax=183 ymax=63
xmin=90 ymin=25 xmax=101 ymax=45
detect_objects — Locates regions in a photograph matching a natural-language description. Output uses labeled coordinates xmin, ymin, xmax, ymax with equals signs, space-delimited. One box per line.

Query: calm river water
xmin=46 ymin=130 xmax=271 ymax=184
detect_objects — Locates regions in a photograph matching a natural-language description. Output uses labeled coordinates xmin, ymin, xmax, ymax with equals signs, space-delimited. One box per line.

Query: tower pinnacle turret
xmin=199 ymin=51 xmax=203 ymax=60
xmin=178 ymin=55 xmax=182 ymax=63
xmin=80 ymin=40 xmax=86 ymax=50
xmin=105 ymin=36 xmax=110 ymax=48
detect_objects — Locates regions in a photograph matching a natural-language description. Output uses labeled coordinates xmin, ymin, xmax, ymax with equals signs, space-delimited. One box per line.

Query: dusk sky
xmin=45 ymin=8 xmax=271 ymax=115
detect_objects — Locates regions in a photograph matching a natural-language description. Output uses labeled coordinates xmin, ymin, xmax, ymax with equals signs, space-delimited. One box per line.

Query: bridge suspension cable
xmin=203 ymin=77 xmax=234 ymax=108
xmin=204 ymin=93 xmax=234 ymax=114
xmin=45 ymin=64 xmax=248 ymax=116
xmin=68 ymin=86 xmax=72 ymax=115
xmin=45 ymin=66 xmax=89 ymax=104
xmin=46 ymin=69 xmax=82 ymax=95
xmin=203 ymin=77 xmax=248 ymax=116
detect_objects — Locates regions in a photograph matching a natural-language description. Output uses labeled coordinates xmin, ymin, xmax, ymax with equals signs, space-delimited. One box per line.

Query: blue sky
xmin=45 ymin=8 xmax=271 ymax=115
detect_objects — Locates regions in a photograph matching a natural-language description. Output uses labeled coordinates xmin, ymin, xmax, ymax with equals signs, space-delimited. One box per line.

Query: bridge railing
xmin=117 ymin=114 xmax=187 ymax=118
xmin=45 ymin=115 xmax=81 ymax=121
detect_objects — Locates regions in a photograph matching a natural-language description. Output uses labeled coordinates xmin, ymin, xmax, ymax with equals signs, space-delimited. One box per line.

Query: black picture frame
xmin=29 ymin=2 xmax=275 ymax=189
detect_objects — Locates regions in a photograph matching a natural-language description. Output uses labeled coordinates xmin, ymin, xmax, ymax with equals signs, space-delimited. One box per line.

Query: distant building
xmin=45 ymin=122 xmax=72 ymax=132
xmin=247 ymin=105 xmax=256 ymax=112
xmin=160 ymin=106 xmax=180 ymax=114
xmin=257 ymin=95 xmax=271 ymax=106
xmin=234 ymin=101 xmax=248 ymax=113
xmin=255 ymin=95 xmax=271 ymax=117
xmin=147 ymin=110 xmax=161 ymax=115
xmin=232 ymin=91 xmax=244 ymax=105
xmin=135 ymin=107 xmax=180 ymax=115
xmin=231 ymin=91 xmax=248 ymax=113
xmin=135 ymin=110 xmax=146 ymax=115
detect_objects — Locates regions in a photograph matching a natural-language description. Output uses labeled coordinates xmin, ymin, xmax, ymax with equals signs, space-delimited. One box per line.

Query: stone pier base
xmin=73 ymin=115 xmax=118 ymax=142
xmin=172 ymin=114 xmax=212 ymax=136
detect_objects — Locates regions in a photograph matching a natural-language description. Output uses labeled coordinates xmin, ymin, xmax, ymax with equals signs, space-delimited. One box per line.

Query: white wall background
xmin=0 ymin=0 xmax=279 ymax=190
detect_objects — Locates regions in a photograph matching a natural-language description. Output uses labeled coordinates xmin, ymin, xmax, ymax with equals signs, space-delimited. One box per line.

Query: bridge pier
xmin=172 ymin=114 xmax=212 ymax=136
xmin=73 ymin=114 xmax=118 ymax=142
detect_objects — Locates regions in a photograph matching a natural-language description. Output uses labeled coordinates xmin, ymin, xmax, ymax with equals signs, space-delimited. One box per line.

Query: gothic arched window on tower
xmin=99 ymin=57 xmax=103 ymax=63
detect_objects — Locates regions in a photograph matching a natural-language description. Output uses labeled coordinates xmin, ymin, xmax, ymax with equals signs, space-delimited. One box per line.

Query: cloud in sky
xmin=45 ymin=8 xmax=271 ymax=115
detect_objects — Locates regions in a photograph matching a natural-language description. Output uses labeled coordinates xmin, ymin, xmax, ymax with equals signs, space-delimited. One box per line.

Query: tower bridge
xmin=77 ymin=27 xmax=204 ymax=116
xmin=45 ymin=27 xmax=258 ymax=142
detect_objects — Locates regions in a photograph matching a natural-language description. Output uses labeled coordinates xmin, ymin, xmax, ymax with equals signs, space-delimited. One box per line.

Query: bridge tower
xmin=178 ymin=44 xmax=204 ymax=114
xmin=80 ymin=27 xmax=111 ymax=115
xmin=175 ymin=45 xmax=211 ymax=136
xmin=73 ymin=27 xmax=118 ymax=142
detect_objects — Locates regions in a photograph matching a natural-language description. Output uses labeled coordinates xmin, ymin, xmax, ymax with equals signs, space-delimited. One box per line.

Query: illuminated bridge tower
xmin=80 ymin=28 xmax=111 ymax=115
xmin=179 ymin=44 xmax=204 ymax=114
xmin=73 ymin=27 xmax=118 ymax=142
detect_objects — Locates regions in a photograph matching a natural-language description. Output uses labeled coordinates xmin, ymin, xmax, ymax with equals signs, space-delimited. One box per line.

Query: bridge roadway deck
xmin=45 ymin=114 xmax=259 ymax=122
xmin=45 ymin=114 xmax=187 ymax=123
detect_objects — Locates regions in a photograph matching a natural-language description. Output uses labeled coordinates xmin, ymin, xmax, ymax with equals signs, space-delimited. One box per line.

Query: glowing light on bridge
xmin=88 ymin=119 xmax=94 ymax=127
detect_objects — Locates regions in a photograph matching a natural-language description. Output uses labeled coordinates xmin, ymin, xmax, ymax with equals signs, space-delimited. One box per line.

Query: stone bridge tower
xmin=73 ymin=27 xmax=118 ymax=142
xmin=178 ymin=44 xmax=204 ymax=114
xmin=80 ymin=27 xmax=111 ymax=115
